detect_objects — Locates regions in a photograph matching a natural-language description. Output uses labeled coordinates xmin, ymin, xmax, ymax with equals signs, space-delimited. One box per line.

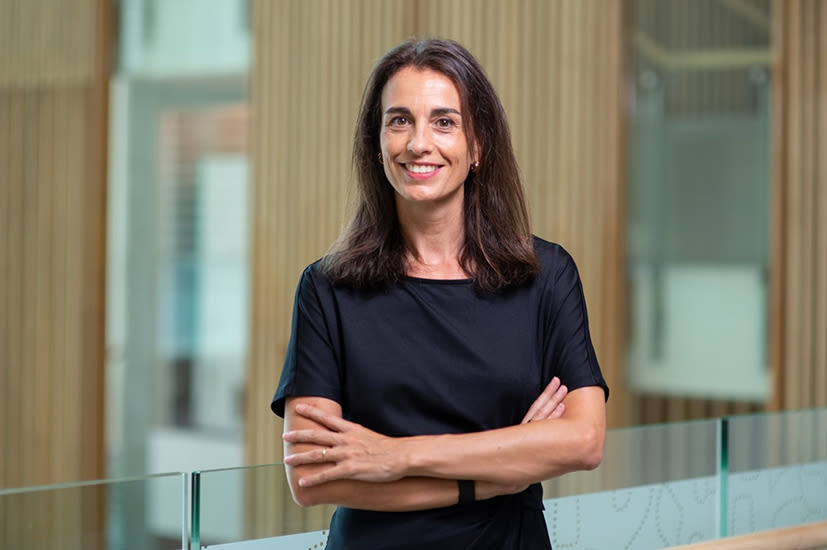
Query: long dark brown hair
xmin=322 ymin=38 xmax=538 ymax=293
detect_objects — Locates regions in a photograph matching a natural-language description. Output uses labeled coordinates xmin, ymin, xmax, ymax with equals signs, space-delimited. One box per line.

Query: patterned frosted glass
xmin=544 ymin=419 xmax=720 ymax=549
xmin=727 ymin=409 xmax=827 ymax=535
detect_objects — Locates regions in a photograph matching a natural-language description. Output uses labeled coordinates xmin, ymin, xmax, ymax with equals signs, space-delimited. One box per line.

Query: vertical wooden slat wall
xmin=248 ymin=0 xmax=624 ymax=532
xmin=772 ymin=0 xmax=827 ymax=414
xmin=0 ymin=0 xmax=110 ymax=547
xmin=248 ymin=0 xmax=416 ymax=535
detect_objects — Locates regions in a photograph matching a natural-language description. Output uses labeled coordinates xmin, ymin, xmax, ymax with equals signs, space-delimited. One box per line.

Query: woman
xmin=271 ymin=38 xmax=608 ymax=549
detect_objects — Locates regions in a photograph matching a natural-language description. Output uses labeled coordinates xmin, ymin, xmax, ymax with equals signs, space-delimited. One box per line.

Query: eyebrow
xmin=384 ymin=106 xmax=462 ymax=117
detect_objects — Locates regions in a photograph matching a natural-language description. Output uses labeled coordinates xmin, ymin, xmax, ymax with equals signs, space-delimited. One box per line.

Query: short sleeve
xmin=271 ymin=265 xmax=343 ymax=417
xmin=541 ymin=248 xmax=609 ymax=401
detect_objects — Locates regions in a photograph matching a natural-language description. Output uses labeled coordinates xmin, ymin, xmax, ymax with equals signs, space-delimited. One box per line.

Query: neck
xmin=396 ymin=198 xmax=468 ymax=279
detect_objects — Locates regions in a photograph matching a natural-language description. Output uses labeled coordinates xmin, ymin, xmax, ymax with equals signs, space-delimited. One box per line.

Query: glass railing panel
xmin=194 ymin=463 xmax=334 ymax=549
xmin=543 ymin=418 xmax=720 ymax=549
xmin=0 ymin=472 xmax=187 ymax=550
xmin=727 ymin=408 xmax=827 ymax=536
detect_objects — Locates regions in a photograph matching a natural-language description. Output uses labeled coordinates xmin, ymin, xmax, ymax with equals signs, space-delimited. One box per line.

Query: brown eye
xmin=435 ymin=118 xmax=454 ymax=129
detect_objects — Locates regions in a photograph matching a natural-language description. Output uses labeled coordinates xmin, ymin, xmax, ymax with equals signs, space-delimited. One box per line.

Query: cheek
xmin=434 ymin=133 xmax=470 ymax=159
xmin=381 ymin=129 xmax=407 ymax=152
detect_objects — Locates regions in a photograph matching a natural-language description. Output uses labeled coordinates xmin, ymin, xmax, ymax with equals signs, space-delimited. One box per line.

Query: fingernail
xmin=298 ymin=479 xmax=306 ymax=487
xmin=295 ymin=404 xmax=307 ymax=413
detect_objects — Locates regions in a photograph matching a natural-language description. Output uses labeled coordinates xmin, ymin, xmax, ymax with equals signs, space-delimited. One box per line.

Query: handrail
xmin=666 ymin=521 xmax=827 ymax=550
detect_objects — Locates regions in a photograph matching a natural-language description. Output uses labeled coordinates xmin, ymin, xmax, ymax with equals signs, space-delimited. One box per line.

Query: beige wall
xmin=771 ymin=0 xmax=827 ymax=412
xmin=0 ymin=0 xmax=111 ymax=546
xmin=0 ymin=0 xmax=109 ymax=488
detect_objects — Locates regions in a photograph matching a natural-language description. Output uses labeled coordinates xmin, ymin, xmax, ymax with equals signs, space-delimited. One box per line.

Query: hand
xmin=520 ymin=377 xmax=568 ymax=424
xmin=283 ymin=403 xmax=407 ymax=487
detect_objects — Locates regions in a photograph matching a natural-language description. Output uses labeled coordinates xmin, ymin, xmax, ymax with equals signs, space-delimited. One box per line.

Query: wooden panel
xmin=0 ymin=0 xmax=95 ymax=87
xmin=248 ymin=0 xmax=416 ymax=535
xmin=0 ymin=93 xmax=8 ymax=489
xmin=772 ymin=0 xmax=827 ymax=412
xmin=816 ymin=1 xmax=827 ymax=410
xmin=0 ymin=0 xmax=110 ymax=547
xmin=769 ymin=0 xmax=789 ymax=411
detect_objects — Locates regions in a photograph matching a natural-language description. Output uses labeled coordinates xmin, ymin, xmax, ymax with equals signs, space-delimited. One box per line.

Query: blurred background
xmin=0 ymin=0 xmax=825 ymax=546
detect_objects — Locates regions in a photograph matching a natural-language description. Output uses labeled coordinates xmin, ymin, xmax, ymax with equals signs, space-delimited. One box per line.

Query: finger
xmin=549 ymin=403 xmax=565 ymax=420
xmin=533 ymin=385 xmax=568 ymax=421
xmin=283 ymin=447 xmax=331 ymax=467
xmin=294 ymin=404 xmax=354 ymax=432
xmin=297 ymin=464 xmax=351 ymax=487
xmin=283 ymin=428 xmax=341 ymax=447
xmin=521 ymin=377 xmax=561 ymax=423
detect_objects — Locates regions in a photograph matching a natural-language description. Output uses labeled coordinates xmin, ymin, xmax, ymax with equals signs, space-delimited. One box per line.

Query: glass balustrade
xmin=726 ymin=408 xmax=827 ymax=537
xmin=191 ymin=464 xmax=334 ymax=549
xmin=2 ymin=410 xmax=823 ymax=549
xmin=0 ymin=472 xmax=187 ymax=550
xmin=543 ymin=418 xmax=720 ymax=548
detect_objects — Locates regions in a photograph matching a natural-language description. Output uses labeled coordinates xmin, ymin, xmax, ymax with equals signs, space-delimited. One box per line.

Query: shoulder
xmin=299 ymin=257 xmax=341 ymax=287
xmin=302 ymin=258 xmax=326 ymax=280
xmin=293 ymin=258 xmax=334 ymax=302
xmin=299 ymin=257 xmax=385 ymax=299
xmin=531 ymin=235 xmax=578 ymax=282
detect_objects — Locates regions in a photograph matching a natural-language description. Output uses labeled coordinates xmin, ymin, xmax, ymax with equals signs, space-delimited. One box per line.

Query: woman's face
xmin=379 ymin=67 xmax=476 ymax=211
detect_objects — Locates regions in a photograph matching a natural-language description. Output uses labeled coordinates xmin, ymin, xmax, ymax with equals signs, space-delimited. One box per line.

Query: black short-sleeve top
xmin=272 ymin=236 xmax=608 ymax=550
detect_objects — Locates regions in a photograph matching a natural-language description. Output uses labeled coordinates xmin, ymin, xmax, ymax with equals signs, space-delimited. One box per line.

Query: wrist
xmin=401 ymin=434 xmax=432 ymax=476
xmin=394 ymin=436 xmax=420 ymax=477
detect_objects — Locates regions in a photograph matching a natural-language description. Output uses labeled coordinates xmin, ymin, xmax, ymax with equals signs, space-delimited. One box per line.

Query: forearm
xmin=288 ymin=467 xmax=520 ymax=511
xmin=403 ymin=415 xmax=603 ymax=486
xmin=283 ymin=396 xmax=520 ymax=510
xmin=283 ymin=387 xmax=604 ymax=494
xmin=288 ymin=474 xmax=455 ymax=511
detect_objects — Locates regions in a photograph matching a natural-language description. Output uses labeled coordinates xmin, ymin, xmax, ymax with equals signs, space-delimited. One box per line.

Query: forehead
xmin=381 ymin=67 xmax=462 ymax=110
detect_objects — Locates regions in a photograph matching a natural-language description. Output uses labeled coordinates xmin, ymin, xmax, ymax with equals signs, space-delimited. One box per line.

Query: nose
xmin=407 ymin=124 xmax=433 ymax=156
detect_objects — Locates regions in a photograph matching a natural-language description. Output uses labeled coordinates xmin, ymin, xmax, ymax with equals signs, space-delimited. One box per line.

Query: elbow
xmin=578 ymin=427 xmax=605 ymax=471
xmin=290 ymin=487 xmax=318 ymax=508
xmin=286 ymin=470 xmax=321 ymax=508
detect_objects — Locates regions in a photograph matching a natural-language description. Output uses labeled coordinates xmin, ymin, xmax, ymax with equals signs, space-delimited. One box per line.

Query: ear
xmin=471 ymin=139 xmax=481 ymax=165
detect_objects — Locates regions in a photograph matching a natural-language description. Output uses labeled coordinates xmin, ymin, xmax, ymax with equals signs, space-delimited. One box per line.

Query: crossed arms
xmin=281 ymin=377 xmax=606 ymax=511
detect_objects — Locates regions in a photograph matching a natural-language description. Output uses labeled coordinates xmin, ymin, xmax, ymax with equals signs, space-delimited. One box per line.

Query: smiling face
xmin=379 ymin=67 xmax=477 ymax=213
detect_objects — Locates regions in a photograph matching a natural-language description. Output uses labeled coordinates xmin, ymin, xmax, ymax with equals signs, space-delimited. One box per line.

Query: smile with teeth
xmin=404 ymin=163 xmax=440 ymax=174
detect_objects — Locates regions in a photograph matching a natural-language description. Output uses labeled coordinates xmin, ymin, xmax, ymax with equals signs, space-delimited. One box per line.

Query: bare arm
xmin=282 ymin=378 xmax=570 ymax=509
xmin=284 ymin=384 xmax=604 ymax=490
xmin=405 ymin=386 xmax=605 ymax=483
xmin=284 ymin=397 xmax=526 ymax=510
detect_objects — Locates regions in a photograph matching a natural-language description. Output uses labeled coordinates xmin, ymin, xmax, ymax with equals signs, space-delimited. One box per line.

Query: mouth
xmin=402 ymin=163 xmax=442 ymax=176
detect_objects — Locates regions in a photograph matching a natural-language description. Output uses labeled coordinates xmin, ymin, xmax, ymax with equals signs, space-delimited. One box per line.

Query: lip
xmin=401 ymin=162 xmax=443 ymax=180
